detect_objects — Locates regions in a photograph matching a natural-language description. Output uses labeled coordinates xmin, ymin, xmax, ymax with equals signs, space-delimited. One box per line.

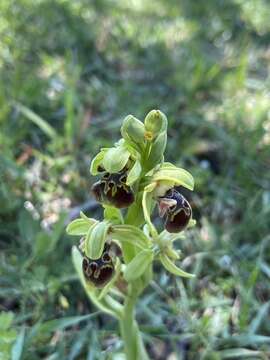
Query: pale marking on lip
xmin=158 ymin=198 xmax=177 ymax=217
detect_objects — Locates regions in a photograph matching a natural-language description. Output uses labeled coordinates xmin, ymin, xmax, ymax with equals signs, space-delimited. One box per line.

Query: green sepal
xmin=102 ymin=144 xmax=130 ymax=173
xmin=66 ymin=218 xmax=97 ymax=236
xmin=90 ymin=149 xmax=108 ymax=175
xmin=104 ymin=206 xmax=124 ymax=225
xmin=144 ymin=109 xmax=167 ymax=140
xmin=151 ymin=162 xmax=194 ymax=196
xmin=85 ymin=221 xmax=111 ymax=259
xmin=126 ymin=159 xmax=142 ymax=186
xmin=159 ymin=253 xmax=195 ymax=278
xmin=124 ymin=249 xmax=154 ymax=282
xmin=121 ymin=115 xmax=145 ymax=152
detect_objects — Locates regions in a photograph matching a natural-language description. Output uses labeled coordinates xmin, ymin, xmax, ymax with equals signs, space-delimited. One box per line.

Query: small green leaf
xmin=104 ymin=206 xmax=123 ymax=224
xmin=85 ymin=221 xmax=110 ymax=259
xmin=66 ymin=218 xmax=96 ymax=236
xmin=160 ymin=253 xmax=195 ymax=278
xmin=102 ymin=145 xmax=130 ymax=173
xmin=15 ymin=102 xmax=57 ymax=140
xmin=124 ymin=249 xmax=154 ymax=282
xmin=152 ymin=162 xmax=194 ymax=191
xmin=126 ymin=159 xmax=142 ymax=186
xmin=90 ymin=149 xmax=108 ymax=175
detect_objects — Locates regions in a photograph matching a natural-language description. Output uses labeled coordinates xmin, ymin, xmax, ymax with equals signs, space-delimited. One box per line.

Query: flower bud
xmin=158 ymin=188 xmax=192 ymax=233
xmin=92 ymin=170 xmax=134 ymax=208
xmin=144 ymin=110 xmax=167 ymax=140
xmin=82 ymin=244 xmax=115 ymax=287
xmin=121 ymin=115 xmax=145 ymax=148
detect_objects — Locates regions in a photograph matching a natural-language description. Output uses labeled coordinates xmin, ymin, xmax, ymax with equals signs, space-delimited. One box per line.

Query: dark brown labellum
xmin=91 ymin=170 xmax=134 ymax=208
xmin=158 ymin=188 xmax=192 ymax=233
xmin=82 ymin=244 xmax=115 ymax=288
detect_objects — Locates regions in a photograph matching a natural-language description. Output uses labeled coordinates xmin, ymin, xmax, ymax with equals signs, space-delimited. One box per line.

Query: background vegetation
xmin=1 ymin=0 xmax=270 ymax=359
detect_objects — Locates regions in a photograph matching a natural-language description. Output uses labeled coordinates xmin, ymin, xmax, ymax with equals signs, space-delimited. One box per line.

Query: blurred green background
xmin=1 ymin=0 xmax=270 ymax=359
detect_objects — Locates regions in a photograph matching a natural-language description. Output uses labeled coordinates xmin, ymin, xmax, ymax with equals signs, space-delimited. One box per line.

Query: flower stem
xmin=119 ymin=285 xmax=149 ymax=360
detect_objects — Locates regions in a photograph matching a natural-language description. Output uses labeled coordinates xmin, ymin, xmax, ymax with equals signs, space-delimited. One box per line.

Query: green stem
xmin=119 ymin=285 xmax=149 ymax=360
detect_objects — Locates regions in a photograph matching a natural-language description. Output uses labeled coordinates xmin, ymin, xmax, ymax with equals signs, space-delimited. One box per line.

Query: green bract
xmin=124 ymin=249 xmax=154 ymax=282
xmin=66 ymin=109 xmax=196 ymax=360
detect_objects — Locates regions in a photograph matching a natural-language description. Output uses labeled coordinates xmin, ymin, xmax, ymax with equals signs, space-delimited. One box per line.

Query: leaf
xmin=39 ymin=314 xmax=96 ymax=333
xmin=90 ymin=149 xmax=108 ymax=175
xmin=15 ymin=102 xmax=57 ymax=140
xmin=152 ymin=162 xmax=194 ymax=191
xmin=85 ymin=221 xmax=110 ymax=259
xmin=66 ymin=218 xmax=96 ymax=236
xmin=102 ymin=145 xmax=130 ymax=173
xmin=124 ymin=249 xmax=154 ymax=282
xmin=126 ymin=159 xmax=142 ymax=186
xmin=103 ymin=206 xmax=123 ymax=225
xmin=249 ymin=301 xmax=270 ymax=334
xmin=11 ymin=327 xmax=25 ymax=360
xmin=219 ymin=348 xmax=264 ymax=359
xmin=160 ymin=253 xmax=195 ymax=278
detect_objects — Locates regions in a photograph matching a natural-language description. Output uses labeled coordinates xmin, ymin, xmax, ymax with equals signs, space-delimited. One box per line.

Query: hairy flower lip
xmin=82 ymin=243 xmax=115 ymax=288
xmin=158 ymin=188 xmax=192 ymax=233
xmin=91 ymin=171 xmax=134 ymax=208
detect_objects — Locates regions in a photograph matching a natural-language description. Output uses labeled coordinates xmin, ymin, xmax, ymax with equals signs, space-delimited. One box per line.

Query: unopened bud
xmin=121 ymin=115 xmax=145 ymax=148
xmin=144 ymin=110 xmax=167 ymax=140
